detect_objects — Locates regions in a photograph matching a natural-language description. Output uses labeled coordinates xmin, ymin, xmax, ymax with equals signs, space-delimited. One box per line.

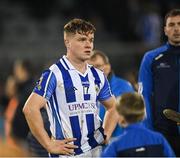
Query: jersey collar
xmin=62 ymin=55 xmax=92 ymax=70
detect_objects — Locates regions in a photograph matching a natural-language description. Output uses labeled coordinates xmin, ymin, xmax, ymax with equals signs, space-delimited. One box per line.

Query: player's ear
xmin=64 ymin=37 xmax=71 ymax=49
xmin=164 ymin=26 xmax=168 ymax=36
xmin=64 ymin=32 xmax=70 ymax=48
xmin=118 ymin=115 xmax=125 ymax=127
xmin=104 ymin=63 xmax=111 ymax=76
xmin=64 ymin=39 xmax=70 ymax=48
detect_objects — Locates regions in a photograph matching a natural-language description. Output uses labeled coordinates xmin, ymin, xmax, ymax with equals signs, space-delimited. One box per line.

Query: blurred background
xmin=0 ymin=0 xmax=180 ymax=154
xmin=0 ymin=0 xmax=179 ymax=79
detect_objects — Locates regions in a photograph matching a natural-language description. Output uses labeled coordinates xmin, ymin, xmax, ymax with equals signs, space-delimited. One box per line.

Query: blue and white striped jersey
xmin=33 ymin=55 xmax=113 ymax=155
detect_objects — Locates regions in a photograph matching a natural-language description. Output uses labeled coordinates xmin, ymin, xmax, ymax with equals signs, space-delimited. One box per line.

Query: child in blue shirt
xmin=101 ymin=92 xmax=175 ymax=157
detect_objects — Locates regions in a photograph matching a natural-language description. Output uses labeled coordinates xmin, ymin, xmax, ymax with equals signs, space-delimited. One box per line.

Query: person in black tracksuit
xmin=11 ymin=60 xmax=34 ymax=143
xmin=138 ymin=9 xmax=180 ymax=156
xmin=101 ymin=93 xmax=175 ymax=157
xmin=11 ymin=60 xmax=50 ymax=156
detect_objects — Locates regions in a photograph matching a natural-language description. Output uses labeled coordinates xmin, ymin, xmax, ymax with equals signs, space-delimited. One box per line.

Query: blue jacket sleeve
xmin=138 ymin=52 xmax=154 ymax=130
xmin=110 ymin=74 xmax=134 ymax=97
xmin=161 ymin=135 xmax=175 ymax=157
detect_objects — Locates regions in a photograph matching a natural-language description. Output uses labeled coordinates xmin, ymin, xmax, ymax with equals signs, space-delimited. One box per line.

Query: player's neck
xmin=66 ymin=55 xmax=87 ymax=74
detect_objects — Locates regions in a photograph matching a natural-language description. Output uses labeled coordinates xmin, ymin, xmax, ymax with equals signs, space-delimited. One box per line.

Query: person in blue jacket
xmin=138 ymin=9 xmax=180 ymax=156
xmin=89 ymin=50 xmax=134 ymax=138
xmin=101 ymin=92 xmax=175 ymax=157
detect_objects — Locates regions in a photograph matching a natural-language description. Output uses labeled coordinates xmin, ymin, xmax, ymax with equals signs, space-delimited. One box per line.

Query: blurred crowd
xmin=0 ymin=59 xmax=34 ymax=156
xmin=0 ymin=0 xmax=179 ymax=41
xmin=0 ymin=0 xmax=179 ymax=84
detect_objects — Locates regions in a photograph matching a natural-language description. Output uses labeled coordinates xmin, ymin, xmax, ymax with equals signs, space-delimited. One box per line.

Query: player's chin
xmin=172 ymin=39 xmax=180 ymax=44
xmin=83 ymin=54 xmax=92 ymax=60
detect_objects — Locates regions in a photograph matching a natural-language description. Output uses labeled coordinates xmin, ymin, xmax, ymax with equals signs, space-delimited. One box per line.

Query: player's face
xmin=164 ymin=15 xmax=180 ymax=46
xmin=89 ymin=55 xmax=105 ymax=70
xmin=89 ymin=55 xmax=111 ymax=76
xmin=67 ymin=32 xmax=94 ymax=62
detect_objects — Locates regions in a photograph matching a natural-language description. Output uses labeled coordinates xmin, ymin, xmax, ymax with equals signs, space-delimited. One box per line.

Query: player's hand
xmin=47 ymin=138 xmax=78 ymax=155
xmin=102 ymin=135 xmax=109 ymax=145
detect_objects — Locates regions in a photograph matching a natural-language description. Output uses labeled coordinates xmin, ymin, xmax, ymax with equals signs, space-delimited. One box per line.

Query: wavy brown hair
xmin=64 ymin=18 xmax=96 ymax=35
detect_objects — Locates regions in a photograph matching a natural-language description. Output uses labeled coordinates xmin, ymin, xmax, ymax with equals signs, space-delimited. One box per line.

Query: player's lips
xmin=84 ymin=50 xmax=91 ymax=53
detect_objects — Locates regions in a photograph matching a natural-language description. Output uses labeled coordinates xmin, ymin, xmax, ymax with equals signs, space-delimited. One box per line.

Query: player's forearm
xmin=23 ymin=105 xmax=51 ymax=150
xmin=103 ymin=106 xmax=119 ymax=141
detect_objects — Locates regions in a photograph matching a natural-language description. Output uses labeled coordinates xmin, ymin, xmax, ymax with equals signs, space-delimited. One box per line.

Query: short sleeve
xmin=33 ymin=70 xmax=57 ymax=100
xmin=98 ymin=75 xmax=112 ymax=101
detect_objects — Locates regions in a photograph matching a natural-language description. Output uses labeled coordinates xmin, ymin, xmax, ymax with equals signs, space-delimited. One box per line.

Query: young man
xmin=101 ymin=92 xmax=175 ymax=157
xmin=138 ymin=9 xmax=180 ymax=156
xmin=89 ymin=50 xmax=134 ymax=138
xmin=23 ymin=18 xmax=119 ymax=157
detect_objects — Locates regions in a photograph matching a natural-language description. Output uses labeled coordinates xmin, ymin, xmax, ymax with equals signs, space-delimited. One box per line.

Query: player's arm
xmin=101 ymin=96 xmax=119 ymax=144
xmin=97 ymin=74 xmax=119 ymax=143
xmin=23 ymin=70 xmax=77 ymax=155
xmin=160 ymin=133 xmax=175 ymax=157
xmin=138 ymin=53 xmax=154 ymax=130
xmin=23 ymin=93 xmax=77 ymax=155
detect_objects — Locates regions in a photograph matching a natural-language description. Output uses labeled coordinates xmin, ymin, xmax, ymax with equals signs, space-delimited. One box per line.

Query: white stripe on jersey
xmin=43 ymin=71 xmax=53 ymax=98
xmin=45 ymin=103 xmax=55 ymax=137
xmin=49 ymin=64 xmax=74 ymax=139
